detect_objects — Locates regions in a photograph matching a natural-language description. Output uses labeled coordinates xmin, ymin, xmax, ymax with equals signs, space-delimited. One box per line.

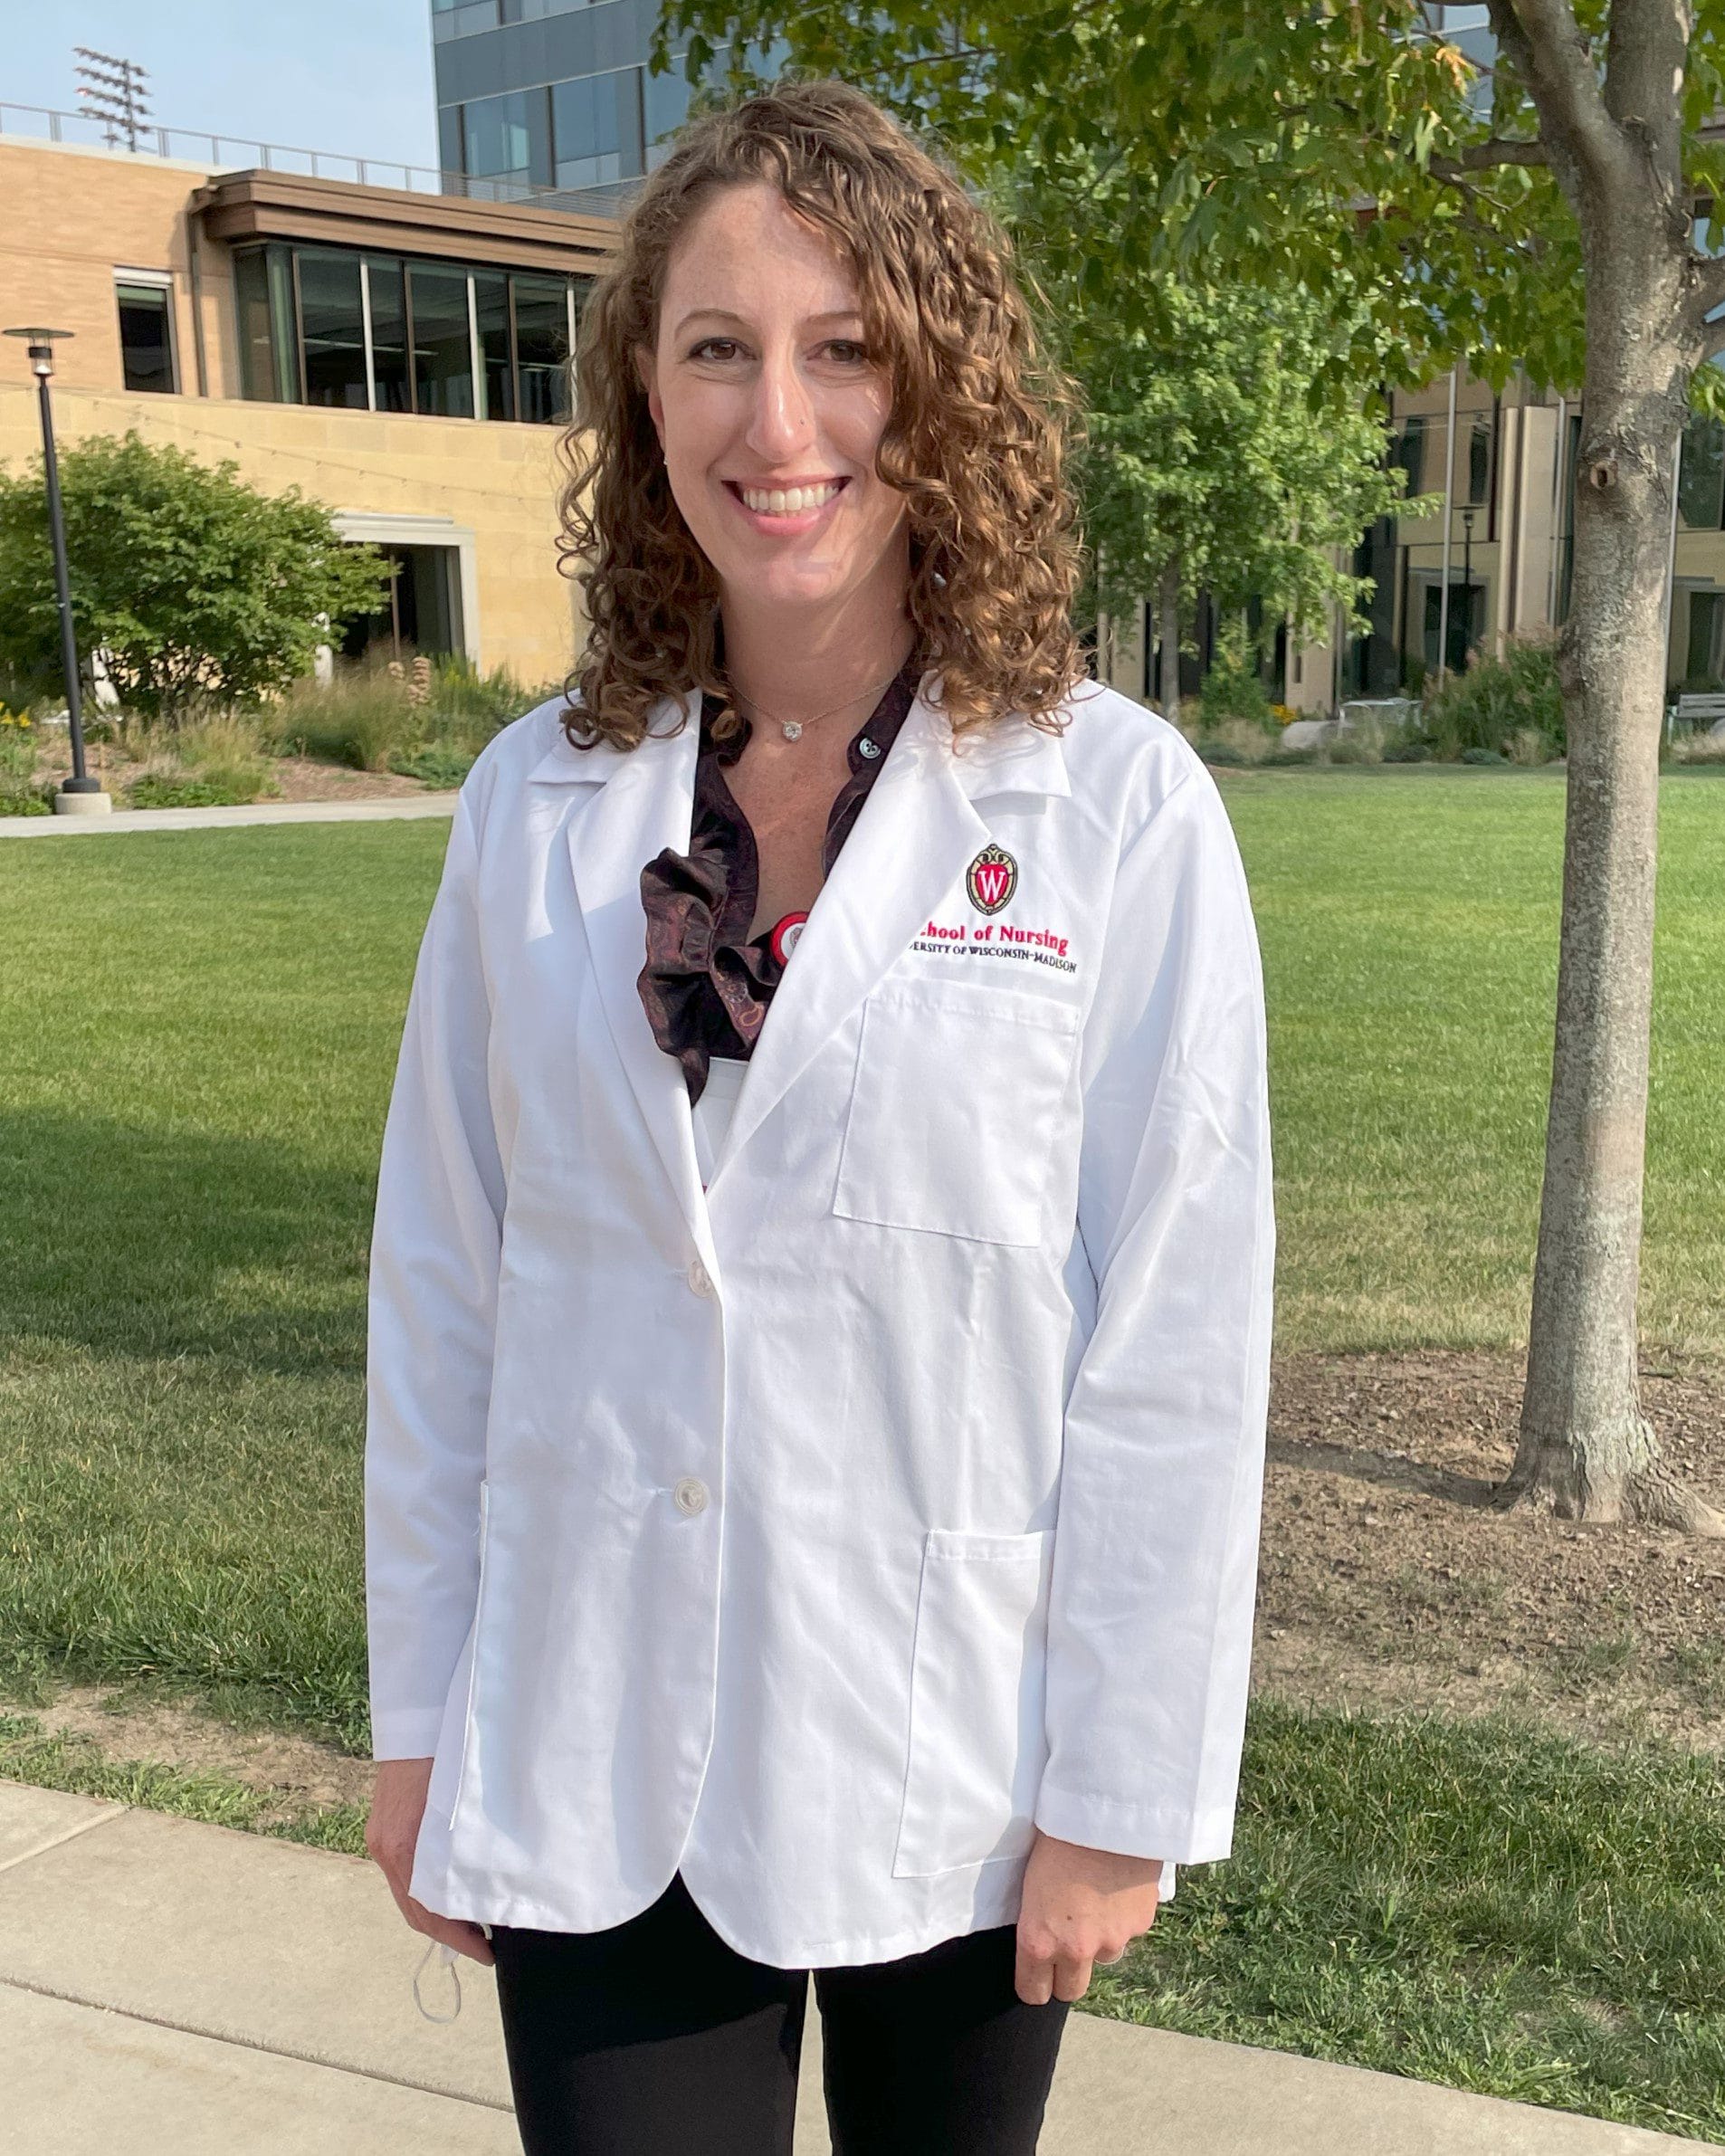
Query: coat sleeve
xmin=1034 ymin=758 xmax=1275 ymax=1871
xmin=365 ymin=788 xmax=507 ymax=1760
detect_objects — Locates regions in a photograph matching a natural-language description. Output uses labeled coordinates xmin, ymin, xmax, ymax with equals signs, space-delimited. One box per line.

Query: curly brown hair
xmin=557 ymin=78 xmax=1084 ymax=750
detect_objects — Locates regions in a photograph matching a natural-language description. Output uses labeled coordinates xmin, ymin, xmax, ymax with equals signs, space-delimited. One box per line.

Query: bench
xmin=1671 ymin=692 xmax=1725 ymax=741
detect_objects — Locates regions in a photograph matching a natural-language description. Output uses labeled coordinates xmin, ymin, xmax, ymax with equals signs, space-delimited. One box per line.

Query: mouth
xmin=723 ymin=476 xmax=849 ymax=530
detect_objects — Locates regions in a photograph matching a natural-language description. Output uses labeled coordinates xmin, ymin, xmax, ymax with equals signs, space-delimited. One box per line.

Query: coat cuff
xmin=370 ymin=1706 xmax=446 ymax=1760
xmin=1034 ymin=1779 xmax=1233 ymax=1872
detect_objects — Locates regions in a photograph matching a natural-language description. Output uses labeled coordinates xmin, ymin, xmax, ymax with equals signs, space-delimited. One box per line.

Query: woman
xmin=365 ymin=80 xmax=1274 ymax=2156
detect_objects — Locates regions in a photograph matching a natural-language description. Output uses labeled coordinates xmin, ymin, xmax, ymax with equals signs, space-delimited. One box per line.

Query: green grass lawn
xmin=2 ymin=771 xmax=1722 ymax=2135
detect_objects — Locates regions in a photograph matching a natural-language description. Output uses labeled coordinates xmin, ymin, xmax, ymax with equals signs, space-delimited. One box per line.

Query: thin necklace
xmin=727 ymin=652 xmax=915 ymax=742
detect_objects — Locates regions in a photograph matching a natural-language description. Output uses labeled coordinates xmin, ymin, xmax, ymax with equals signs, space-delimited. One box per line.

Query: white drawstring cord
xmin=413 ymin=1938 xmax=463 ymax=2024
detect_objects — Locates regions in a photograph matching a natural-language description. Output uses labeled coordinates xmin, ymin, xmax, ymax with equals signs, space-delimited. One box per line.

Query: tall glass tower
xmin=432 ymin=0 xmax=697 ymax=214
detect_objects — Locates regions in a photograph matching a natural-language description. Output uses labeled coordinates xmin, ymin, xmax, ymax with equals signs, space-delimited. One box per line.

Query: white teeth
xmin=739 ymin=482 xmax=842 ymax=515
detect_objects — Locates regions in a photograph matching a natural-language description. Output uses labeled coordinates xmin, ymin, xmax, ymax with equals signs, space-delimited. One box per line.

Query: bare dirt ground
xmin=6 ymin=1350 xmax=1721 ymax=1806
xmin=264 ymin=755 xmax=436 ymax=803
xmin=1254 ymin=1348 xmax=1725 ymax=1755
xmin=23 ymin=739 xmax=446 ymax=806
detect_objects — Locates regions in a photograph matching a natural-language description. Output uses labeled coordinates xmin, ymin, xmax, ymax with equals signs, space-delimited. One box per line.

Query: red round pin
xmin=769 ymin=911 xmax=809 ymax=966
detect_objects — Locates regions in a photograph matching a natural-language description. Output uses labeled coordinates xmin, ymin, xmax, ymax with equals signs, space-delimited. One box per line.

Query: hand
xmin=1015 ymin=1829 xmax=1162 ymax=2005
xmin=366 ymin=1757 xmax=494 ymax=1966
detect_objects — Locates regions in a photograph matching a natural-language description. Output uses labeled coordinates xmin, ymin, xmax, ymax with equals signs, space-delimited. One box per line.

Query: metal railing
xmin=0 ymin=101 xmax=638 ymax=219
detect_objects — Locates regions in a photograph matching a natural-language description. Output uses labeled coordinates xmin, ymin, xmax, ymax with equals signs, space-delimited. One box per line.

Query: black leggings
xmin=491 ymin=1870 xmax=1070 ymax=2155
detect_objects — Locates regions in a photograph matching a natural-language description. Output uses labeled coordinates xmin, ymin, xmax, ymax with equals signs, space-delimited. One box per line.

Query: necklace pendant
xmin=781 ymin=720 xmax=803 ymax=741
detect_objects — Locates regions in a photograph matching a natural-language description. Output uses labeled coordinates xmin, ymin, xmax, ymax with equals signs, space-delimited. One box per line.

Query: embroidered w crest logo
xmin=966 ymin=843 xmax=1018 ymax=916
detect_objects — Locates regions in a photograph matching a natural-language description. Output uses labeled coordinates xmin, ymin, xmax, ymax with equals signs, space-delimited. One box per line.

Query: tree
xmin=0 ymin=431 xmax=387 ymax=720
xmin=654 ymin=0 xmax=1725 ymax=1533
xmin=1076 ymin=279 xmax=1427 ymax=720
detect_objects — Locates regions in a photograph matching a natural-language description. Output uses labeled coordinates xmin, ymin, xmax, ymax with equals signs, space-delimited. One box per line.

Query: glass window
xmin=434 ymin=0 xmax=499 ymax=37
xmin=233 ymin=244 xmax=300 ymax=403
xmin=644 ymin=63 xmax=693 ymax=167
xmin=1679 ymin=417 xmax=1725 ymax=531
xmin=297 ymin=249 xmax=368 ymax=409
xmin=367 ymin=258 xmax=412 ymax=413
xmin=474 ymin=272 xmax=514 ymax=422
xmin=552 ymin=71 xmax=627 ymax=188
xmin=462 ymin=88 xmax=550 ymax=192
xmin=1394 ymin=414 xmax=1425 ymax=495
xmin=1684 ymin=588 xmax=1723 ymax=682
xmin=513 ymin=273 xmax=571 ymax=425
xmin=411 ymin=263 xmax=475 ymax=418
xmin=1467 ymin=415 xmax=1492 ymax=506
xmin=116 ymin=279 xmax=176 ymax=394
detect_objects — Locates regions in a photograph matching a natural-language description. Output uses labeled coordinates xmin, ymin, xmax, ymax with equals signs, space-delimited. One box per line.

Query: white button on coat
xmin=365 ymin=672 xmax=1275 ymax=1967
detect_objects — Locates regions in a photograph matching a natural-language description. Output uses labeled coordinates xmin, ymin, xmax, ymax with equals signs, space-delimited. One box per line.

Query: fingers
xmin=1015 ymin=1939 xmax=1093 ymax=2006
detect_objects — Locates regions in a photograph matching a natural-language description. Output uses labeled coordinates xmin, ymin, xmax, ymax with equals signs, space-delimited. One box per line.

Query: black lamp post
xmin=1461 ymin=506 xmax=1476 ymax=670
xmin=3 ymin=325 xmax=108 ymax=813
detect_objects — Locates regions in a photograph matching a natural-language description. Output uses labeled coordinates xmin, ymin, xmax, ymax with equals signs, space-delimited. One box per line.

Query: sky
xmin=1 ymin=0 xmax=440 ymax=174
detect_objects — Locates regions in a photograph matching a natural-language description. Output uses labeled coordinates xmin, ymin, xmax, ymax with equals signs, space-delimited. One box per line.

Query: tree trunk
xmin=1492 ymin=71 xmax=1722 ymax=1532
xmin=1157 ymin=560 xmax=1182 ymax=724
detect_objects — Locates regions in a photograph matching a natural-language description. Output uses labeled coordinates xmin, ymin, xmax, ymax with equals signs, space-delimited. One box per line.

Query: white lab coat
xmin=365 ymin=671 xmax=1275 ymax=1968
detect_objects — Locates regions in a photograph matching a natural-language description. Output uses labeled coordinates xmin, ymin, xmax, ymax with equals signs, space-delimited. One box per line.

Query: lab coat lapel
xmin=710 ymin=677 xmax=1068 ymax=1183
xmin=534 ymin=696 xmax=712 ymax=1264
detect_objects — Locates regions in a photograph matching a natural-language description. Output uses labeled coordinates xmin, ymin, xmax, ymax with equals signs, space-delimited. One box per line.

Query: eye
xmin=823 ymin=339 xmax=872 ymax=365
xmin=686 ymin=337 xmax=744 ymax=362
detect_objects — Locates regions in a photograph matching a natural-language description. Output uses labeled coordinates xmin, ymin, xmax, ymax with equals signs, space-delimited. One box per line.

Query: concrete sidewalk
xmin=0 ymin=796 xmax=458 ymax=837
xmin=0 ymin=1779 xmax=1703 ymax=2155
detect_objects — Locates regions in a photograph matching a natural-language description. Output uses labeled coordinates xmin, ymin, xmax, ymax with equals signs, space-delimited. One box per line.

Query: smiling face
xmin=637 ymin=181 xmax=910 ymax=621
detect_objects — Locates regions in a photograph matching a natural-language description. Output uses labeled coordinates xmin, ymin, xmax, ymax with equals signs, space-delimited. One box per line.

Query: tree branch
xmin=1428 ymin=137 xmax=1549 ymax=180
xmin=1486 ymin=0 xmax=1629 ymax=200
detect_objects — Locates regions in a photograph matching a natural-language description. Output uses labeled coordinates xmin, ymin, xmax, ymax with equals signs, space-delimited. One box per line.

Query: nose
xmin=746 ymin=343 xmax=816 ymax=465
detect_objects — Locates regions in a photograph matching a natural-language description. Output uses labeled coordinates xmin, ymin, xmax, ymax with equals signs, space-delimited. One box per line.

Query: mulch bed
xmin=1255 ymin=1349 xmax=1725 ymax=1754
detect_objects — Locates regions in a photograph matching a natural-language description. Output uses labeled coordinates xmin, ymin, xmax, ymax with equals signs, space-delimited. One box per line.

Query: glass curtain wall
xmin=297 ymin=250 xmax=368 ymax=407
xmin=231 ymin=243 xmax=583 ymax=422
xmin=411 ymin=262 xmax=478 ymax=417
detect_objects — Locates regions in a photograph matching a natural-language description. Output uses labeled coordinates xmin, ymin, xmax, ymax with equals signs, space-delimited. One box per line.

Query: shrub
xmin=1198 ymin=619 xmax=1277 ymax=732
xmin=122 ymin=711 xmax=274 ymax=806
xmin=1460 ymin=744 xmax=1509 ymax=765
xmin=389 ymin=742 xmax=476 ymax=789
xmin=428 ymin=653 xmax=555 ymax=731
xmin=128 ymin=773 xmax=266 ymax=810
xmin=1195 ymin=739 xmax=1249 ymax=766
xmin=1422 ymin=636 xmax=1565 ymax=760
xmin=0 ymin=707 xmax=52 ymax=814
xmin=0 ymin=432 xmax=387 ymax=720
xmin=272 ymin=663 xmax=420 ymax=772
xmin=1381 ymin=738 xmax=1432 ymax=763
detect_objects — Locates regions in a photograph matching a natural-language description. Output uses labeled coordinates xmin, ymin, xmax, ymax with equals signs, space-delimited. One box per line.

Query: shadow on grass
xmin=0 ymin=1110 xmax=375 ymax=1377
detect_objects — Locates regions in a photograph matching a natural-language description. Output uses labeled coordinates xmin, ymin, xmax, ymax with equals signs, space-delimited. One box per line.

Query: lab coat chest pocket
xmin=891 ymin=1528 xmax=1054 ymax=1878
xmin=833 ymin=982 xmax=1079 ymax=1245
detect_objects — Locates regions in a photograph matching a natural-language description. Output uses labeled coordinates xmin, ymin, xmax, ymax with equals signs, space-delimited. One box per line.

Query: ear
xmin=634 ymin=344 xmax=665 ymax=444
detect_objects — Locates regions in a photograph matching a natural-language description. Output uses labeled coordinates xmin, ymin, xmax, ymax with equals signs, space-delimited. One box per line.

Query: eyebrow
xmin=672 ymin=307 xmax=865 ymax=337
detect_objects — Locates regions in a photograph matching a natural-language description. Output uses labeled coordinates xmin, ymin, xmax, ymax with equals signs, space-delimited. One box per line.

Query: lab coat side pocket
xmin=427 ymin=1480 xmax=491 ymax=1827
xmin=891 ymin=1527 xmax=1054 ymax=1879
